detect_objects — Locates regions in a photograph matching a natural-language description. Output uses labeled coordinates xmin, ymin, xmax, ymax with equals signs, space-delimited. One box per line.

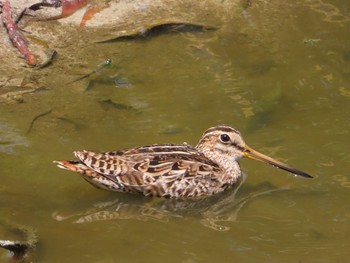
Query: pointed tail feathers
xmin=53 ymin=160 xmax=94 ymax=175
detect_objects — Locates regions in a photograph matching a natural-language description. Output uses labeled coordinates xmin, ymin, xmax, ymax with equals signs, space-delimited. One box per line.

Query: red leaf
xmin=61 ymin=0 xmax=88 ymax=17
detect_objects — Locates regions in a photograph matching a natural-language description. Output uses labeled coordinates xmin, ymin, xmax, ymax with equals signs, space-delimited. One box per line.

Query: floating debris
xmin=97 ymin=21 xmax=218 ymax=43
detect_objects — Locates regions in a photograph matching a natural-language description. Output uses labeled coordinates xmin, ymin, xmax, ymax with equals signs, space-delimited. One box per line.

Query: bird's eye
xmin=220 ymin=134 xmax=230 ymax=143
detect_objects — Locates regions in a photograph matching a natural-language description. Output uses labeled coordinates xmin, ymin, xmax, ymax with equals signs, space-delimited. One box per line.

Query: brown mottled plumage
xmin=54 ymin=125 xmax=312 ymax=198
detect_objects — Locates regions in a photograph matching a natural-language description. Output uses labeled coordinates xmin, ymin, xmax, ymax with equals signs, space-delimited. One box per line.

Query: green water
xmin=1 ymin=1 xmax=350 ymax=262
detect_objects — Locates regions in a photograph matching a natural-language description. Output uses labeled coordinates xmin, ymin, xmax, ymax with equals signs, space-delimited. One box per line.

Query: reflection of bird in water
xmin=54 ymin=125 xmax=311 ymax=198
xmin=52 ymin=177 xmax=288 ymax=231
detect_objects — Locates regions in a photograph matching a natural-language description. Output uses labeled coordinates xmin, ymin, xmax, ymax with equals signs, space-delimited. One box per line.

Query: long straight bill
xmin=243 ymin=145 xmax=313 ymax=178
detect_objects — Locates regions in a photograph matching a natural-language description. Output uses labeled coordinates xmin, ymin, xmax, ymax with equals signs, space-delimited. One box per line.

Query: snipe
xmin=54 ymin=125 xmax=312 ymax=198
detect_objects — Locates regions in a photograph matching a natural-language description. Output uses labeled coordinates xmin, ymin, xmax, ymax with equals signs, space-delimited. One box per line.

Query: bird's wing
xmin=74 ymin=146 xmax=220 ymax=189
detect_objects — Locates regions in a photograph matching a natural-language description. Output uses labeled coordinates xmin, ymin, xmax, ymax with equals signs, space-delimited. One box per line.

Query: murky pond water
xmin=1 ymin=0 xmax=350 ymax=262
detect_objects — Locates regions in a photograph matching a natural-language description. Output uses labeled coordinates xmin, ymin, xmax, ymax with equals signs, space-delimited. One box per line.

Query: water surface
xmin=1 ymin=1 xmax=350 ymax=262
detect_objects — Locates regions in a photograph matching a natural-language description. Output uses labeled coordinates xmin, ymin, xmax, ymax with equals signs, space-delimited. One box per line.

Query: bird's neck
xmin=198 ymin=148 xmax=242 ymax=184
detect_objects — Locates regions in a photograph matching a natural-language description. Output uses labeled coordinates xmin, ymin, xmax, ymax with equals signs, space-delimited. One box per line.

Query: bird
xmin=53 ymin=125 xmax=312 ymax=198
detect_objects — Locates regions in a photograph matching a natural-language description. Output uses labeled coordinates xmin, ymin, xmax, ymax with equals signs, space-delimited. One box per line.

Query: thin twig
xmin=1 ymin=0 xmax=37 ymax=65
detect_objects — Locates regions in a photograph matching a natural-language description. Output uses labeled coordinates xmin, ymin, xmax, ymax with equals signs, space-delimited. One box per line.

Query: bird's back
xmin=55 ymin=143 xmax=226 ymax=198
